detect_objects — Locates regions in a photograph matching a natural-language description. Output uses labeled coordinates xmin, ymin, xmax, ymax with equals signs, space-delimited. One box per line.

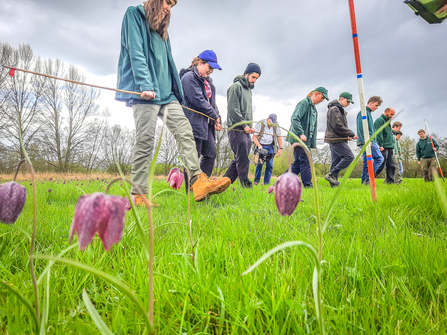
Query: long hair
xmin=143 ymin=0 xmax=177 ymax=40
xmin=189 ymin=56 xmax=208 ymax=68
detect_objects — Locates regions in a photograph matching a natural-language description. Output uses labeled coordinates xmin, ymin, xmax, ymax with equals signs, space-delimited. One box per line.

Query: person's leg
xmin=384 ymin=149 xmax=395 ymax=183
xmin=263 ymin=145 xmax=275 ymax=184
xmin=297 ymin=146 xmax=312 ymax=187
xmin=329 ymin=144 xmax=342 ymax=176
xmin=289 ymin=146 xmax=302 ymax=176
xmin=254 ymin=163 xmax=263 ymax=183
xmin=394 ymin=154 xmax=402 ymax=184
xmin=329 ymin=142 xmax=354 ymax=179
xmin=234 ymin=132 xmax=251 ymax=184
xmin=184 ymin=138 xmax=202 ymax=193
xmin=422 ymin=158 xmax=430 ymax=182
xmin=200 ymin=139 xmax=216 ymax=177
xmin=371 ymin=142 xmax=385 ymax=176
xmin=361 ymin=151 xmax=369 ymax=184
xmin=224 ymin=130 xmax=239 ymax=183
xmin=427 ymin=158 xmax=435 ymax=182
xmin=131 ymin=104 xmax=160 ymax=194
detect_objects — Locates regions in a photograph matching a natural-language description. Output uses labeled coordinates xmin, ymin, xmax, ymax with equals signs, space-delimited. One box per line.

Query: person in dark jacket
xmin=356 ymin=96 xmax=385 ymax=185
xmin=416 ymin=129 xmax=439 ymax=182
xmin=286 ymin=87 xmax=328 ymax=188
xmin=180 ymin=50 xmax=226 ymax=185
xmin=223 ymin=63 xmax=261 ymax=188
xmin=373 ymin=107 xmax=396 ymax=184
xmin=115 ymin=0 xmax=230 ymax=204
xmin=324 ymin=92 xmax=358 ymax=187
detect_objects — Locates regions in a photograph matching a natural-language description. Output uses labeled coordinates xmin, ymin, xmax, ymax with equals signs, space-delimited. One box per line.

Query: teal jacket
xmin=226 ymin=76 xmax=252 ymax=128
xmin=416 ymin=137 xmax=439 ymax=161
xmin=356 ymin=106 xmax=375 ymax=146
xmin=115 ymin=5 xmax=183 ymax=105
xmin=287 ymin=97 xmax=317 ymax=149
xmin=373 ymin=114 xmax=394 ymax=149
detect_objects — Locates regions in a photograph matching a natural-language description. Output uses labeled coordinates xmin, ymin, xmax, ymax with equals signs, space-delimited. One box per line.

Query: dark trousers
xmin=329 ymin=142 xmax=354 ymax=177
xmin=224 ymin=130 xmax=251 ymax=183
xmin=375 ymin=148 xmax=395 ymax=183
xmin=287 ymin=146 xmax=312 ymax=187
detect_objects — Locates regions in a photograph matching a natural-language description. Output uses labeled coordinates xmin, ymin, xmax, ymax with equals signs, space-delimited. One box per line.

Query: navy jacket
xmin=180 ymin=66 xmax=220 ymax=141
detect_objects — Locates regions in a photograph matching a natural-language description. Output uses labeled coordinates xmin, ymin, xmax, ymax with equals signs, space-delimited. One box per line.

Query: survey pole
xmin=348 ymin=0 xmax=377 ymax=202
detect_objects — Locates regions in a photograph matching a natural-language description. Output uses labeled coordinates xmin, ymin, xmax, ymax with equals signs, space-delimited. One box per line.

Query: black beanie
xmin=244 ymin=62 xmax=261 ymax=76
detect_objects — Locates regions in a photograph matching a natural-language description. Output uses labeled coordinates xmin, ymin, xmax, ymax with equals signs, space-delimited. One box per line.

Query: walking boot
xmin=324 ymin=173 xmax=340 ymax=187
xmin=133 ymin=194 xmax=158 ymax=207
xmin=190 ymin=173 xmax=231 ymax=202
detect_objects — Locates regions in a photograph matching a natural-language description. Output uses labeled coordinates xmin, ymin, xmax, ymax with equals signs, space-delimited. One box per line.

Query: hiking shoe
xmin=133 ymin=194 xmax=158 ymax=207
xmin=191 ymin=173 xmax=227 ymax=202
xmin=324 ymin=173 xmax=340 ymax=187
xmin=241 ymin=179 xmax=253 ymax=189
xmin=362 ymin=180 xmax=370 ymax=185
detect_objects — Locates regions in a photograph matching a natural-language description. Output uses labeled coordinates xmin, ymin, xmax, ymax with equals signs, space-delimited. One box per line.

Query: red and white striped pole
xmin=348 ymin=0 xmax=377 ymax=202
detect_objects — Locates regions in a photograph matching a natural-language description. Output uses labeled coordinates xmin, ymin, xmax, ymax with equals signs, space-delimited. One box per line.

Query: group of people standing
xmin=115 ymin=0 xmax=438 ymax=206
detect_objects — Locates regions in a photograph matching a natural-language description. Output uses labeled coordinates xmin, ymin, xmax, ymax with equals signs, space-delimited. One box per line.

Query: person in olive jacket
xmin=223 ymin=63 xmax=260 ymax=188
xmin=286 ymin=87 xmax=328 ymax=188
xmin=324 ymin=92 xmax=358 ymax=187
xmin=373 ymin=107 xmax=396 ymax=184
xmin=180 ymin=50 xmax=225 ymax=183
xmin=416 ymin=129 xmax=439 ymax=182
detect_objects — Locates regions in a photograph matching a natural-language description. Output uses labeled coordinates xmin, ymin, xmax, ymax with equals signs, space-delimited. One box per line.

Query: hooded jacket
xmin=115 ymin=5 xmax=183 ymax=105
xmin=287 ymin=97 xmax=317 ymax=149
xmin=356 ymin=106 xmax=375 ymax=146
xmin=226 ymin=75 xmax=252 ymax=128
xmin=417 ymin=137 xmax=439 ymax=161
xmin=179 ymin=66 xmax=219 ymax=141
xmin=324 ymin=99 xmax=355 ymax=144
xmin=374 ymin=114 xmax=394 ymax=149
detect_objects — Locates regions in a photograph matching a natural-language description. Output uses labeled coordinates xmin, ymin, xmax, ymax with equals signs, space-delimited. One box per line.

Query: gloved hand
xmin=399 ymin=161 xmax=403 ymax=175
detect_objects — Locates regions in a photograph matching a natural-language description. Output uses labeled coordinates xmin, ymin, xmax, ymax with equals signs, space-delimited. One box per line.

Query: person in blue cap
xmin=115 ymin=0 xmax=230 ymax=203
xmin=252 ymin=114 xmax=283 ymax=185
xmin=286 ymin=87 xmax=328 ymax=188
xmin=180 ymin=50 xmax=229 ymax=187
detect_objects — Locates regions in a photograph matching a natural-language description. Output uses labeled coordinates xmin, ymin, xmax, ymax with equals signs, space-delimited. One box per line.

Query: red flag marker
xmin=9 ymin=68 xmax=16 ymax=77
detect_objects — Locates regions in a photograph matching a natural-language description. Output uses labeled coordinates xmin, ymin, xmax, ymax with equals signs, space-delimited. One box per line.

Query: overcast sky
xmin=1 ymin=0 xmax=446 ymax=142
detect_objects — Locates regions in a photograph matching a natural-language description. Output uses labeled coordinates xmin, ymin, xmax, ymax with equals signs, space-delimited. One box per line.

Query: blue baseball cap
xmin=198 ymin=50 xmax=222 ymax=70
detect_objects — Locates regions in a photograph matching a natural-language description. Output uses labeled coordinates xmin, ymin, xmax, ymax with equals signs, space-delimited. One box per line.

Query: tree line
xmin=1 ymin=42 xmax=445 ymax=178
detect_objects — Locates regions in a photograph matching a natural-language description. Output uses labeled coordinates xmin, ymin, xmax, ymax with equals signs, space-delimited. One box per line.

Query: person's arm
xmin=252 ymin=134 xmax=262 ymax=149
xmin=329 ymin=108 xmax=356 ymax=138
xmin=122 ymin=8 xmax=155 ymax=93
xmin=433 ymin=138 xmax=439 ymax=151
xmin=416 ymin=142 xmax=422 ymax=163
xmin=276 ymin=132 xmax=283 ymax=157
xmin=181 ymin=74 xmax=218 ymax=120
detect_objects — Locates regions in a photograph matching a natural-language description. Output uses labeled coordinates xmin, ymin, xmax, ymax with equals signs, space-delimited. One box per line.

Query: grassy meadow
xmin=1 ymin=175 xmax=447 ymax=334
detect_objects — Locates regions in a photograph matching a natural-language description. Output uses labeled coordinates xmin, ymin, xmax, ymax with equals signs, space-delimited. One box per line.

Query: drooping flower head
xmin=123 ymin=195 xmax=137 ymax=211
xmin=274 ymin=173 xmax=302 ymax=216
xmin=167 ymin=167 xmax=184 ymax=190
xmin=268 ymin=186 xmax=274 ymax=194
xmin=0 ymin=182 xmax=27 ymax=224
xmin=69 ymin=192 xmax=126 ymax=251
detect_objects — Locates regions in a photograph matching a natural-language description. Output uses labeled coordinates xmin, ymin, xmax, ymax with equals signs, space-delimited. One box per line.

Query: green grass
xmin=1 ymin=177 xmax=447 ymax=334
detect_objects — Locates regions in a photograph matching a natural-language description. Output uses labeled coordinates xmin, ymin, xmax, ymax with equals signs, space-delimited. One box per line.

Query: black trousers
xmin=224 ymin=130 xmax=251 ymax=183
xmin=329 ymin=142 xmax=354 ymax=177
xmin=375 ymin=148 xmax=395 ymax=183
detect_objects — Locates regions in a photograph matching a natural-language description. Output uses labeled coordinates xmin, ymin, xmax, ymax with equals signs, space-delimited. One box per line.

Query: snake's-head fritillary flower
xmin=268 ymin=186 xmax=274 ymax=194
xmin=167 ymin=168 xmax=184 ymax=190
xmin=274 ymin=172 xmax=302 ymax=216
xmin=48 ymin=189 xmax=52 ymax=193
xmin=123 ymin=195 xmax=137 ymax=211
xmin=0 ymin=182 xmax=27 ymax=224
xmin=69 ymin=193 xmax=126 ymax=251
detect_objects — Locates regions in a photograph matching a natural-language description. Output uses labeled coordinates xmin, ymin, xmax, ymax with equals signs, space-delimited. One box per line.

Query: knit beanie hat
xmin=244 ymin=63 xmax=261 ymax=76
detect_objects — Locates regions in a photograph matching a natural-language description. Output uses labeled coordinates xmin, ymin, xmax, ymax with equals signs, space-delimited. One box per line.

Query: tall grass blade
xmin=37 ymin=243 xmax=78 ymax=285
xmin=434 ymin=172 xmax=447 ymax=217
xmin=39 ymin=268 xmax=51 ymax=335
xmin=82 ymin=289 xmax=115 ymax=335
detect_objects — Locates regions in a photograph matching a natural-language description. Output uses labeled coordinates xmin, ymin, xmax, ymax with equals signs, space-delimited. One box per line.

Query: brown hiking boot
xmin=191 ymin=173 xmax=230 ymax=202
xmin=134 ymin=194 xmax=158 ymax=207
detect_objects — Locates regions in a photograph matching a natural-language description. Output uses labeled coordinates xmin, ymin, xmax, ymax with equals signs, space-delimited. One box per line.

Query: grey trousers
xmin=131 ymin=101 xmax=201 ymax=194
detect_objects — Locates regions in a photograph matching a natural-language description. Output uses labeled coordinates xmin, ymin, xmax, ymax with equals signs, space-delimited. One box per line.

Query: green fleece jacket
xmin=115 ymin=5 xmax=183 ymax=105
xmin=226 ymin=75 xmax=252 ymax=128
xmin=287 ymin=97 xmax=318 ymax=149
xmin=356 ymin=106 xmax=375 ymax=146
xmin=416 ymin=137 xmax=439 ymax=161
xmin=374 ymin=114 xmax=394 ymax=149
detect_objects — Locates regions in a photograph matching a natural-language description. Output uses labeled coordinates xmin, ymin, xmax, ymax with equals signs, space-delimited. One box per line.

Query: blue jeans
xmin=286 ymin=146 xmax=312 ymax=187
xmin=361 ymin=142 xmax=385 ymax=183
xmin=254 ymin=144 xmax=275 ymax=184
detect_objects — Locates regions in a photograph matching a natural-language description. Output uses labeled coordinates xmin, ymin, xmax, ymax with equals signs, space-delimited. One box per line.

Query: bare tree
xmin=102 ymin=123 xmax=135 ymax=174
xmin=313 ymin=144 xmax=332 ymax=174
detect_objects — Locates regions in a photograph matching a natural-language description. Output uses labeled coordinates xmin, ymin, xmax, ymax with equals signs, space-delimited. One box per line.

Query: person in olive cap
xmin=224 ymin=63 xmax=261 ymax=188
xmin=252 ymin=113 xmax=283 ymax=185
xmin=286 ymin=87 xmax=328 ymax=187
xmin=324 ymin=92 xmax=358 ymax=187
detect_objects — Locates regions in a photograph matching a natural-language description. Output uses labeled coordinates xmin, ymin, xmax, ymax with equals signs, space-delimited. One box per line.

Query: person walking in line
xmin=374 ymin=107 xmax=396 ymax=184
xmin=392 ymin=122 xmax=403 ymax=184
xmin=356 ymin=96 xmax=385 ymax=185
xmin=287 ymin=87 xmax=329 ymax=188
xmin=324 ymin=92 xmax=358 ymax=187
xmin=116 ymin=0 xmax=230 ymax=204
xmin=416 ymin=129 xmax=439 ymax=182
xmin=180 ymin=50 xmax=228 ymax=189
xmin=223 ymin=63 xmax=261 ymax=188
xmin=252 ymin=114 xmax=283 ymax=185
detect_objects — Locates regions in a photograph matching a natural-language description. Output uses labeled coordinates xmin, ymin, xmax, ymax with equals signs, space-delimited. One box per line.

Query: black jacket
xmin=179 ymin=66 xmax=220 ymax=141
xmin=324 ymin=100 xmax=355 ymax=144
